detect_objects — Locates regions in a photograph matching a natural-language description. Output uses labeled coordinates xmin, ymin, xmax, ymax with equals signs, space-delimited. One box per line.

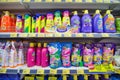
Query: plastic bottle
xmin=103 ymin=10 xmax=116 ymax=33
xmin=36 ymin=43 xmax=42 ymax=66
xmin=16 ymin=14 xmax=23 ymax=33
xmin=32 ymin=16 xmax=36 ymax=33
xmin=24 ymin=14 xmax=31 ymax=33
xmin=104 ymin=74 xmax=109 ymax=80
xmin=41 ymin=43 xmax=49 ymax=67
xmin=40 ymin=16 xmax=45 ymax=33
xmin=54 ymin=11 xmax=62 ymax=32
xmin=70 ymin=11 xmax=80 ymax=33
xmin=116 ymin=18 xmax=120 ymax=33
xmin=10 ymin=14 xmax=16 ymax=32
xmin=81 ymin=10 xmax=92 ymax=33
xmin=45 ymin=13 xmax=54 ymax=33
xmin=93 ymin=10 xmax=103 ymax=33
xmin=1 ymin=11 xmax=11 ymax=32
xmin=94 ymin=75 xmax=99 ymax=80
xmin=35 ymin=13 xmax=41 ymax=33
xmin=18 ymin=41 xmax=24 ymax=66
xmin=27 ymin=43 xmax=35 ymax=67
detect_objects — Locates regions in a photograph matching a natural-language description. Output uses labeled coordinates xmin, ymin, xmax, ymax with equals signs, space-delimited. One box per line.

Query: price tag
xmin=8 ymin=0 xmax=19 ymax=2
xmin=10 ymin=33 xmax=17 ymax=37
xmin=0 ymin=0 xmax=6 ymax=2
xmin=76 ymin=33 xmax=83 ymax=37
xmin=25 ymin=77 xmax=34 ymax=80
xmin=45 ymin=0 xmax=53 ymax=2
xmin=38 ymin=33 xmax=45 ymax=37
xmin=77 ymin=69 xmax=84 ymax=74
xmin=28 ymin=33 xmax=36 ymax=37
xmin=50 ymin=69 xmax=57 ymax=74
xmin=75 ymin=0 xmax=82 ymax=2
xmin=103 ymin=0 xmax=110 ymax=3
xmin=23 ymin=0 xmax=31 ymax=2
xmin=65 ymin=0 xmax=72 ymax=2
xmin=37 ymin=69 xmax=44 ymax=74
xmin=64 ymin=33 xmax=72 ymax=37
xmin=55 ymin=33 xmax=62 ymax=37
xmin=96 ymin=0 xmax=103 ymax=3
xmin=0 ymin=69 xmax=6 ymax=73
xmin=54 ymin=0 xmax=61 ymax=2
xmin=102 ymin=33 xmax=109 ymax=37
xmin=22 ymin=69 xmax=30 ymax=74
xmin=18 ymin=33 xmax=28 ymax=37
xmin=62 ymin=69 xmax=70 ymax=74
xmin=45 ymin=33 xmax=53 ymax=37
xmin=86 ymin=33 xmax=94 ymax=37
xmin=85 ymin=0 xmax=92 ymax=2
xmin=34 ymin=0 xmax=42 ymax=2
xmin=115 ymin=69 xmax=120 ymax=74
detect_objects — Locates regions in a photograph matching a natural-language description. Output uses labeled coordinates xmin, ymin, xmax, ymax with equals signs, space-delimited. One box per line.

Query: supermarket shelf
xmin=0 ymin=33 xmax=119 ymax=38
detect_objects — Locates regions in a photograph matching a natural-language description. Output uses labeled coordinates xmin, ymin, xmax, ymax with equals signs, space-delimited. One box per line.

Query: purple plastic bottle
xmin=81 ymin=10 xmax=92 ymax=33
xmin=36 ymin=43 xmax=42 ymax=66
xmin=27 ymin=43 xmax=35 ymax=67
xmin=93 ymin=10 xmax=103 ymax=33
xmin=41 ymin=43 xmax=49 ymax=67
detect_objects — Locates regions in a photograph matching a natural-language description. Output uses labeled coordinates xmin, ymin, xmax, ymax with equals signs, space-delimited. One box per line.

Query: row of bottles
xmin=0 ymin=10 xmax=118 ymax=33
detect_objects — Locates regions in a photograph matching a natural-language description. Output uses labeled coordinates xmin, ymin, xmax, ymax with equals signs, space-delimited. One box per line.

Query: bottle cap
xmin=38 ymin=43 xmax=41 ymax=47
xmin=55 ymin=11 xmax=61 ymax=17
xmin=106 ymin=10 xmax=112 ymax=14
xmin=72 ymin=11 xmax=78 ymax=15
xmin=30 ymin=43 xmax=34 ymax=47
xmin=83 ymin=10 xmax=88 ymax=14
xmin=3 ymin=11 xmax=10 ymax=15
xmin=95 ymin=10 xmax=100 ymax=14
xmin=44 ymin=43 xmax=47 ymax=47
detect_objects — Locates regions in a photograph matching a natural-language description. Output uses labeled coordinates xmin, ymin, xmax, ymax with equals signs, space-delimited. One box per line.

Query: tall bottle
xmin=103 ymin=10 xmax=116 ymax=33
xmin=40 ymin=16 xmax=45 ymax=33
xmin=70 ymin=11 xmax=80 ymax=33
xmin=1 ymin=11 xmax=11 ymax=32
xmin=81 ymin=10 xmax=92 ymax=33
xmin=11 ymin=14 xmax=16 ymax=32
xmin=35 ymin=13 xmax=41 ymax=33
xmin=36 ymin=43 xmax=42 ymax=66
xmin=31 ymin=16 xmax=36 ymax=33
xmin=24 ymin=14 xmax=31 ymax=33
xmin=41 ymin=43 xmax=49 ymax=67
xmin=93 ymin=10 xmax=103 ymax=33
xmin=27 ymin=43 xmax=35 ymax=67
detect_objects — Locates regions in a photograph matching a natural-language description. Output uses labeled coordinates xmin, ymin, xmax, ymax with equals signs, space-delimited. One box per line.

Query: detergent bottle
xmin=27 ymin=43 xmax=35 ymax=67
xmin=16 ymin=14 xmax=23 ymax=33
xmin=18 ymin=41 xmax=24 ymax=66
xmin=103 ymin=10 xmax=116 ymax=33
xmin=70 ymin=11 xmax=80 ymax=33
xmin=41 ymin=43 xmax=49 ymax=67
xmin=35 ymin=13 xmax=41 ymax=33
xmin=93 ymin=10 xmax=103 ymax=33
xmin=11 ymin=14 xmax=16 ymax=32
xmin=60 ymin=10 xmax=70 ymax=32
xmin=24 ymin=14 xmax=31 ymax=33
xmin=116 ymin=18 xmax=120 ymax=33
xmin=54 ymin=11 xmax=62 ymax=32
xmin=45 ymin=13 xmax=54 ymax=33
xmin=36 ymin=43 xmax=42 ymax=66
xmin=40 ymin=16 xmax=45 ymax=33
xmin=31 ymin=16 xmax=36 ymax=33
xmin=1 ymin=11 xmax=11 ymax=32
xmin=81 ymin=10 xmax=92 ymax=33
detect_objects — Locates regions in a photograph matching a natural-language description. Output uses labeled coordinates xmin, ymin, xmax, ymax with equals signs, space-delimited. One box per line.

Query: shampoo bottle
xmin=1 ymin=11 xmax=11 ymax=32
xmin=27 ymin=43 xmax=35 ymax=67
xmin=35 ymin=13 xmax=41 ymax=33
xmin=40 ymin=16 xmax=45 ymax=33
xmin=36 ymin=43 xmax=42 ymax=66
xmin=103 ymin=10 xmax=116 ymax=33
xmin=93 ymin=10 xmax=103 ymax=33
xmin=41 ymin=43 xmax=49 ymax=67
xmin=81 ymin=10 xmax=92 ymax=33
xmin=71 ymin=11 xmax=80 ymax=33
xmin=32 ymin=16 xmax=36 ymax=33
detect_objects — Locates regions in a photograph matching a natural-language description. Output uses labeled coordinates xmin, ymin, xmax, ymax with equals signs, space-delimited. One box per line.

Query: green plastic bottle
xmin=116 ymin=18 xmax=120 ymax=33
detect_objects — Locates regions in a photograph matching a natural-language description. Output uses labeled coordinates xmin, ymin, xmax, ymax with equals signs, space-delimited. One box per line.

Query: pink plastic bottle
xmin=41 ymin=43 xmax=49 ymax=67
xmin=27 ymin=43 xmax=35 ymax=67
xmin=36 ymin=43 xmax=42 ymax=66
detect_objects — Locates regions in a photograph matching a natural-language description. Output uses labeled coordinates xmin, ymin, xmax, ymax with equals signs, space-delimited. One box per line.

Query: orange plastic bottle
xmin=1 ymin=11 xmax=11 ymax=32
xmin=11 ymin=14 xmax=16 ymax=32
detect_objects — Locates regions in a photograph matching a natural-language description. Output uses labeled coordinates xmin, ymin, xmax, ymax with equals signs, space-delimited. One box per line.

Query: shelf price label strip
xmin=37 ymin=69 xmax=44 ymax=74
xmin=54 ymin=0 xmax=61 ymax=2
xmin=50 ymin=69 xmax=57 ymax=74
xmin=62 ymin=69 xmax=70 ymax=74
xmin=86 ymin=33 xmax=94 ymax=37
xmin=37 ymin=33 xmax=45 ymax=37
xmin=28 ymin=33 xmax=36 ymax=37
xmin=22 ymin=69 xmax=30 ymax=74
xmin=77 ymin=69 xmax=84 ymax=74
xmin=10 ymin=33 xmax=17 ymax=38
xmin=18 ymin=33 xmax=28 ymax=37
xmin=101 ymin=33 xmax=109 ymax=37
xmin=0 ymin=69 xmax=7 ymax=73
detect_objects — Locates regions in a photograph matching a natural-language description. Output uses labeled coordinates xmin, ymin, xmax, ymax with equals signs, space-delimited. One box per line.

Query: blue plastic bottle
xmin=93 ymin=10 xmax=103 ymax=33
xmin=103 ymin=10 xmax=116 ymax=33
xmin=70 ymin=11 xmax=80 ymax=33
xmin=81 ymin=10 xmax=92 ymax=33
